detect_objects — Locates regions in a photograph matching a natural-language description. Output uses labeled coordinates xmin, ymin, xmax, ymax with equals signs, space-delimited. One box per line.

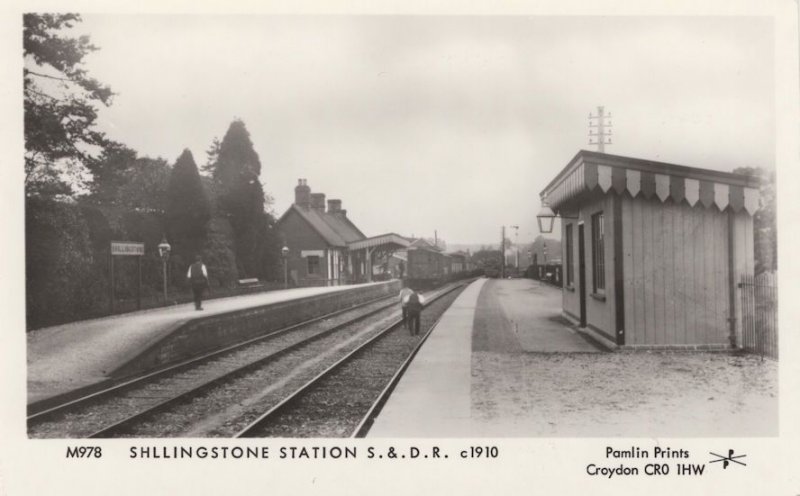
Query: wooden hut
xmin=539 ymin=151 xmax=760 ymax=350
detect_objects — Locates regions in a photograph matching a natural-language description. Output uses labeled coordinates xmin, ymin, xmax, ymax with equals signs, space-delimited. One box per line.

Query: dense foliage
xmin=733 ymin=167 xmax=777 ymax=274
xmin=207 ymin=120 xmax=280 ymax=279
xmin=24 ymin=16 xmax=281 ymax=329
xmin=166 ymin=149 xmax=211 ymax=264
xmin=24 ymin=13 xmax=113 ymax=197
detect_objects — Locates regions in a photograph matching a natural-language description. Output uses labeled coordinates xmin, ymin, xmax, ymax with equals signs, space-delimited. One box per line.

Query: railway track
xmin=28 ymin=294 xmax=400 ymax=438
xmin=235 ymin=282 xmax=466 ymax=438
xmin=28 ymin=282 xmax=466 ymax=438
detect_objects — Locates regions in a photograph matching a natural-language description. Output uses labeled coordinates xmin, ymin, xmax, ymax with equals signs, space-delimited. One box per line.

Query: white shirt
xmin=399 ymin=287 xmax=413 ymax=305
xmin=187 ymin=263 xmax=208 ymax=278
xmin=399 ymin=288 xmax=425 ymax=306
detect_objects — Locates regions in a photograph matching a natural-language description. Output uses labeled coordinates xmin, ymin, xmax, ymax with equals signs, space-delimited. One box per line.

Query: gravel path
xmin=471 ymin=351 xmax=777 ymax=437
xmin=470 ymin=278 xmax=777 ymax=437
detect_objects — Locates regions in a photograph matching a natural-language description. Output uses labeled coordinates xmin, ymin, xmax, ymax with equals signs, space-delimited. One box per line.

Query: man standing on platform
xmin=399 ymin=280 xmax=414 ymax=329
xmin=187 ymin=255 xmax=209 ymax=310
xmin=405 ymin=289 xmax=425 ymax=336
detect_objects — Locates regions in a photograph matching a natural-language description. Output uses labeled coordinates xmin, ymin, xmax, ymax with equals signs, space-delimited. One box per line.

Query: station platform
xmin=27 ymin=283 xmax=385 ymax=406
xmin=368 ymin=278 xmax=601 ymax=437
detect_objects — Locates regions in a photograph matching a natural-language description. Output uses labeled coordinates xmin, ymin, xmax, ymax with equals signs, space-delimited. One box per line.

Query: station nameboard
xmin=111 ymin=241 xmax=145 ymax=256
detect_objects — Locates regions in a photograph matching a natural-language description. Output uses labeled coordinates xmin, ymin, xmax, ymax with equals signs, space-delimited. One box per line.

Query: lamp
xmin=536 ymin=203 xmax=578 ymax=234
xmin=536 ymin=205 xmax=556 ymax=234
xmin=158 ymin=237 xmax=171 ymax=259
xmin=158 ymin=237 xmax=171 ymax=303
xmin=281 ymin=245 xmax=290 ymax=288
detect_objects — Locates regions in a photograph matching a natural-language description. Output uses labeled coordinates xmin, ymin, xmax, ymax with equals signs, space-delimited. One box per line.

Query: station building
xmin=539 ymin=151 xmax=760 ymax=350
xmin=277 ymin=179 xmax=409 ymax=286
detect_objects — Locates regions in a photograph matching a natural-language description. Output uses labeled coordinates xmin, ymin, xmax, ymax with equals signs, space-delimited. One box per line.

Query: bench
xmin=237 ymin=278 xmax=262 ymax=287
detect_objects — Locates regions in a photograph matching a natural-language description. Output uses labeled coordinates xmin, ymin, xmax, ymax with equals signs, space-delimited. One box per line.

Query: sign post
xmin=110 ymin=241 xmax=146 ymax=313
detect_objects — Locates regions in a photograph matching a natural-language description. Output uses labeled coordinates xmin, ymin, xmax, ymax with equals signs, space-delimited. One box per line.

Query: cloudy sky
xmin=76 ymin=15 xmax=773 ymax=245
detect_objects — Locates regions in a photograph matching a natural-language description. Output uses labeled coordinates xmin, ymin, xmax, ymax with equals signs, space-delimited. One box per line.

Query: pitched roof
xmin=408 ymin=238 xmax=441 ymax=250
xmin=280 ymin=204 xmax=366 ymax=247
xmin=348 ymin=233 xmax=410 ymax=251
xmin=540 ymin=150 xmax=761 ymax=215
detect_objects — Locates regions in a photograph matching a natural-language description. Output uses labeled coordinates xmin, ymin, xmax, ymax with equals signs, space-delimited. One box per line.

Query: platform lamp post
xmin=158 ymin=237 xmax=171 ymax=303
xmin=281 ymin=245 xmax=290 ymax=289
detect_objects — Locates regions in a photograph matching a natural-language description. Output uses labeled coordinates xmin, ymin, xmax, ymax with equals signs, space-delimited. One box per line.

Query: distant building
xmin=276 ymin=179 xmax=366 ymax=286
xmin=277 ymin=179 xmax=409 ymax=286
xmin=540 ymin=151 xmax=759 ymax=350
xmin=447 ymin=251 xmax=470 ymax=273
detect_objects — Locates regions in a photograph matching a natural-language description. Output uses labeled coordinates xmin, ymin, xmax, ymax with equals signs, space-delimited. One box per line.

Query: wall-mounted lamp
xmin=536 ymin=203 xmax=578 ymax=234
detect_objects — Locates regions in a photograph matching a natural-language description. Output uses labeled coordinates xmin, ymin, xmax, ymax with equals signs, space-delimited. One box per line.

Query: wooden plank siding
xmin=731 ymin=212 xmax=756 ymax=346
xmin=672 ymin=202 xmax=686 ymax=343
xmin=622 ymin=193 xmax=635 ymax=344
xmin=663 ymin=202 xmax=675 ymax=344
xmin=621 ymin=196 xmax=735 ymax=345
xmin=631 ymin=196 xmax=645 ymax=344
xmin=714 ymin=211 xmax=729 ymax=344
xmin=653 ymin=202 xmax=665 ymax=344
xmin=641 ymin=198 xmax=653 ymax=342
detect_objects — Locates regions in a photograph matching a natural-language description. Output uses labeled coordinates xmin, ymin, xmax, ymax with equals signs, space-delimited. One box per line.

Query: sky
xmin=74 ymin=15 xmax=774 ymax=245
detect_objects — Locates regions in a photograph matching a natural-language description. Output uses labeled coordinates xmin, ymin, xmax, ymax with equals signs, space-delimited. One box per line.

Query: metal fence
xmin=739 ymin=271 xmax=778 ymax=360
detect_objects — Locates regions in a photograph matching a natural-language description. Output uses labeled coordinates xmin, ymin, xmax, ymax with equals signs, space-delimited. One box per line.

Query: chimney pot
xmin=311 ymin=192 xmax=326 ymax=211
xmin=327 ymin=199 xmax=342 ymax=213
xmin=294 ymin=178 xmax=311 ymax=208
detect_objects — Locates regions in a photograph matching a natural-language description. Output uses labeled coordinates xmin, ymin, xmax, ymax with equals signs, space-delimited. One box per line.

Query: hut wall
xmin=562 ymin=194 xmax=617 ymax=341
xmin=620 ymin=195 xmax=752 ymax=346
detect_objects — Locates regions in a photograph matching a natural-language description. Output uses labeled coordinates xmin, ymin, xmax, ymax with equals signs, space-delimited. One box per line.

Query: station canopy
xmin=347 ymin=233 xmax=410 ymax=252
xmin=540 ymin=150 xmax=761 ymax=216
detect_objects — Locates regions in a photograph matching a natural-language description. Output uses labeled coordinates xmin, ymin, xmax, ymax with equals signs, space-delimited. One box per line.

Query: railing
xmin=739 ymin=271 xmax=778 ymax=360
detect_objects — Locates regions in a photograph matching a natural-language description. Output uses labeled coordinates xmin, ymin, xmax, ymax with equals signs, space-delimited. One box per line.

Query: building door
xmin=578 ymin=223 xmax=587 ymax=327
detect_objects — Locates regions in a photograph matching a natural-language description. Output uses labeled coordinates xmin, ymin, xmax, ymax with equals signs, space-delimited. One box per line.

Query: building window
xmin=591 ymin=212 xmax=605 ymax=293
xmin=565 ymin=224 xmax=574 ymax=286
xmin=307 ymin=255 xmax=320 ymax=276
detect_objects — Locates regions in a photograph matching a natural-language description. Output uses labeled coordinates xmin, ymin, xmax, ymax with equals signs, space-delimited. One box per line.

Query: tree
xmin=24 ymin=13 xmax=114 ymax=197
xmin=209 ymin=120 xmax=276 ymax=278
xmin=26 ymin=196 xmax=100 ymax=329
xmin=165 ymin=149 xmax=211 ymax=263
xmin=733 ymin=167 xmax=776 ymax=274
xmin=471 ymin=249 xmax=502 ymax=271
xmin=201 ymin=137 xmax=221 ymax=176
xmin=115 ymin=157 xmax=172 ymax=214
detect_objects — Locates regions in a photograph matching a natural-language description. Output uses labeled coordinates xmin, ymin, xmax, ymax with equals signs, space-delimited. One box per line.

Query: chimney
xmin=311 ymin=192 xmax=326 ymax=211
xmin=327 ymin=199 xmax=342 ymax=213
xmin=294 ymin=179 xmax=311 ymax=208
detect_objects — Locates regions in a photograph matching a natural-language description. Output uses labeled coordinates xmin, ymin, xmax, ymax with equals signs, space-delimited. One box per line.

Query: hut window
xmin=307 ymin=255 xmax=320 ymax=275
xmin=591 ymin=212 xmax=605 ymax=293
xmin=565 ymin=224 xmax=574 ymax=286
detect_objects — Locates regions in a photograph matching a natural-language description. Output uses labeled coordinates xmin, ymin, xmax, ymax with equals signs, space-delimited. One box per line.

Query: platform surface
xmin=27 ymin=283 xmax=376 ymax=405
xmin=368 ymin=278 xmax=600 ymax=437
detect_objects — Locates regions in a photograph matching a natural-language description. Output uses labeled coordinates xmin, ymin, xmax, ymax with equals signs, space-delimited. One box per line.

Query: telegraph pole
xmin=500 ymin=226 xmax=506 ymax=279
xmin=510 ymin=225 xmax=519 ymax=269
xmin=589 ymin=106 xmax=613 ymax=152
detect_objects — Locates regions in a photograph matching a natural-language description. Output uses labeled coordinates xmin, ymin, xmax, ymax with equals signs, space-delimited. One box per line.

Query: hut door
xmin=578 ymin=224 xmax=587 ymax=327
